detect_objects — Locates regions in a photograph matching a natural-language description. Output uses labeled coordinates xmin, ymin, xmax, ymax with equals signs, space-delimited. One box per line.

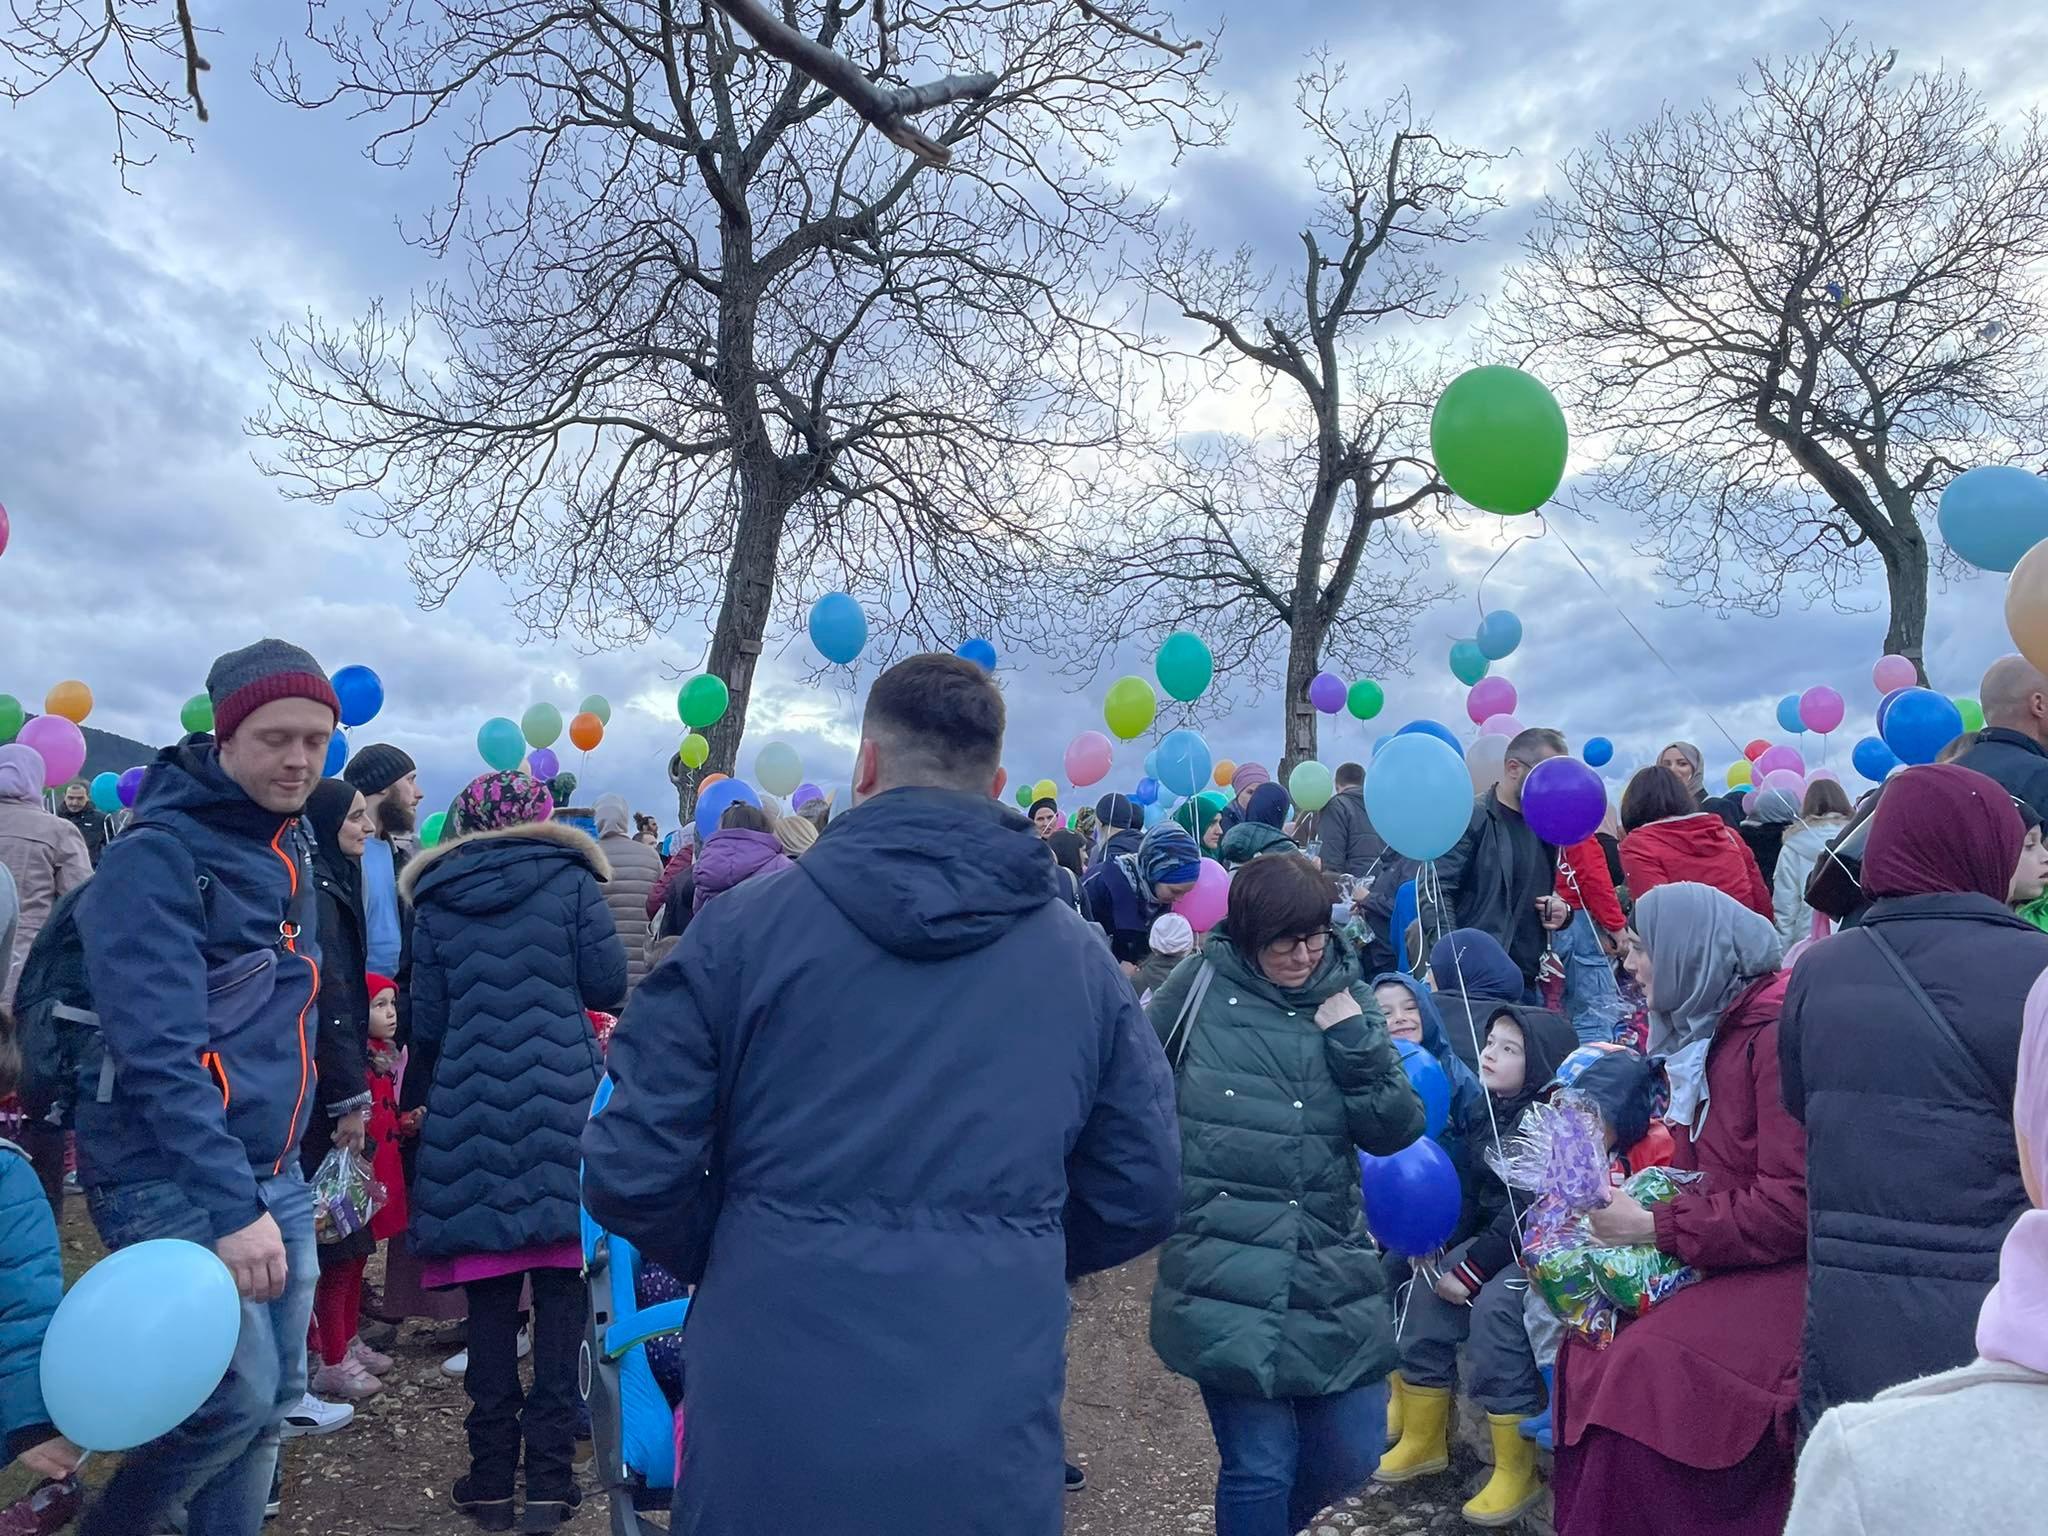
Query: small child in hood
xmin=1134 ymin=913 xmax=1195 ymax=1004
xmin=363 ymin=975 xmax=416 ymax=1257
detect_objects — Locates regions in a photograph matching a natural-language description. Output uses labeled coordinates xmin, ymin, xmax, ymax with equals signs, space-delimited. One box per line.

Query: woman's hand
xmin=17 ymin=1433 xmax=82 ymax=1481
xmin=1314 ymin=992 xmax=1363 ymax=1031
xmin=1432 ymin=1273 xmax=1472 ymax=1305
xmin=1587 ymin=1190 xmax=1659 ymax=1246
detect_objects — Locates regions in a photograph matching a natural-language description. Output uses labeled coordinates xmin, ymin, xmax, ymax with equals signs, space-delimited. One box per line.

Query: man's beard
xmin=377 ymin=797 xmax=417 ymax=837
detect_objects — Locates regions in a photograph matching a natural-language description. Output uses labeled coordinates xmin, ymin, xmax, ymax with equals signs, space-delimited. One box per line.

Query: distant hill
xmin=9 ymin=714 xmax=162 ymax=795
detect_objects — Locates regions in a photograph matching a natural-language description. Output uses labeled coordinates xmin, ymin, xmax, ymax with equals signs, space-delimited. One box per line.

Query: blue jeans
xmin=1198 ymin=1380 xmax=1388 ymax=1536
xmin=1557 ymin=909 xmax=1626 ymax=1045
xmin=80 ymin=1171 xmax=316 ymax=1536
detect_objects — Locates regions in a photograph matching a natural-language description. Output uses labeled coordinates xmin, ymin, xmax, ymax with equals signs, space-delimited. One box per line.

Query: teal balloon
xmin=1449 ymin=640 xmax=1490 ymax=686
xmin=1155 ymin=631 xmax=1215 ymax=702
xmin=477 ymin=717 xmax=526 ymax=771
xmin=1365 ymin=733 xmax=1472 ymax=861
xmin=579 ymin=694 xmax=612 ymax=725
xmin=89 ymin=771 xmax=123 ymax=813
xmin=1476 ymin=610 xmax=1522 ymax=661
xmin=41 ymin=1239 xmax=240 ymax=1450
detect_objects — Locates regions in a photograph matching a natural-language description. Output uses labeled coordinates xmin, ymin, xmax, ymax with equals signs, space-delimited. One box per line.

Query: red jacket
xmin=365 ymin=1040 xmax=410 ymax=1241
xmin=1619 ymin=813 xmax=1772 ymax=919
xmin=1561 ymin=971 xmax=1807 ymax=1473
xmin=1555 ymin=837 xmax=1625 ymax=931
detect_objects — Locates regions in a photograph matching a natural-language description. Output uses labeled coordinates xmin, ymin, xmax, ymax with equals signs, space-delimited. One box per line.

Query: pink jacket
xmin=0 ymin=796 xmax=93 ymax=1006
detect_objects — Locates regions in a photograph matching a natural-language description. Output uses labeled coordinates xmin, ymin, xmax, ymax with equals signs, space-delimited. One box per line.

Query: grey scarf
xmin=1636 ymin=881 xmax=1782 ymax=1129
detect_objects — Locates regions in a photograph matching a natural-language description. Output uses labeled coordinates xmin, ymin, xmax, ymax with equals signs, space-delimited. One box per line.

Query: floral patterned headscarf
xmin=455 ymin=771 xmax=555 ymax=834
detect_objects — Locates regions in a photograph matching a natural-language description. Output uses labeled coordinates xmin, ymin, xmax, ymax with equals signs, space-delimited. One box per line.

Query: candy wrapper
xmin=312 ymin=1146 xmax=387 ymax=1245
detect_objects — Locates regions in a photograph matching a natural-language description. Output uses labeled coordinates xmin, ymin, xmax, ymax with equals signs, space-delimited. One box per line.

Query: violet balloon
xmin=1754 ymin=744 xmax=1806 ymax=780
xmin=117 ymin=766 xmax=146 ymax=808
xmin=1872 ymin=654 xmax=1917 ymax=694
xmin=1519 ymin=755 xmax=1607 ymax=846
xmin=1465 ymin=676 xmax=1517 ymax=725
xmin=1480 ymin=713 xmax=1522 ymax=738
xmin=1308 ymin=671 xmax=1347 ymax=714
xmin=16 ymin=714 xmax=86 ymax=788
xmin=1174 ymin=858 xmax=1230 ymax=932
xmin=527 ymin=747 xmax=560 ymax=782
xmin=1064 ymin=730 xmax=1115 ymax=788
xmin=792 ymin=782 xmax=823 ymax=809
xmin=1799 ymin=685 xmax=1845 ymax=735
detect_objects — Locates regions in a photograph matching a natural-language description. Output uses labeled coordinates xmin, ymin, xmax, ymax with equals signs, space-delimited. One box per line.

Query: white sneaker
xmin=441 ymin=1327 xmax=530 ymax=1378
xmin=281 ymin=1392 xmax=354 ymax=1438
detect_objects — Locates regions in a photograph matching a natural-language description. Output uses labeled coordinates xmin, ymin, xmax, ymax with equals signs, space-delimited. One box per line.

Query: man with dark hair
xmin=75 ymin=639 xmax=339 ymax=1536
xmin=585 ymin=653 xmax=1180 ymax=1536
xmin=1317 ymin=760 xmax=1408 ymax=971
xmin=1424 ymin=727 xmax=1572 ymax=995
xmin=57 ymin=780 xmax=110 ymax=866
xmin=342 ymin=743 xmax=422 ymax=977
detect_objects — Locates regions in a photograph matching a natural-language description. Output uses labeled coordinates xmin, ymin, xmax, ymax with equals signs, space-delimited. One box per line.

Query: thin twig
xmin=1074 ymin=0 xmax=1202 ymax=58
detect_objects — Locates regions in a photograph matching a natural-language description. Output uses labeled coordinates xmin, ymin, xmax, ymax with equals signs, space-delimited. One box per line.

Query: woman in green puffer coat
xmin=1146 ymin=853 xmax=1426 ymax=1536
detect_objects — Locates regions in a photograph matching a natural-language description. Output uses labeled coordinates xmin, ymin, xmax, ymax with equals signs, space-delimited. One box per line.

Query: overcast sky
xmin=2 ymin=0 xmax=2044 ymax=824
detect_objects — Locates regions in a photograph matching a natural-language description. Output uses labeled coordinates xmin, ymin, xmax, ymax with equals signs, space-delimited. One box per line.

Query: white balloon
xmin=1466 ymin=733 xmax=1510 ymax=796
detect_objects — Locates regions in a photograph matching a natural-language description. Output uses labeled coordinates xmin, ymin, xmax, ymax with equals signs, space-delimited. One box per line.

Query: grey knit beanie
xmin=206 ymin=639 xmax=340 ymax=740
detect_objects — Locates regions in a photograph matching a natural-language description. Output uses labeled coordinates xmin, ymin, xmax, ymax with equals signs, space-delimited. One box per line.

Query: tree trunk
xmin=1280 ymin=613 xmax=1325 ymax=784
xmin=1879 ymin=528 xmax=1932 ymax=688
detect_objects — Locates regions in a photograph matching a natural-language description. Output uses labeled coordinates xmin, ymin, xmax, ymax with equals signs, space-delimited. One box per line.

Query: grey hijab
xmin=1750 ymin=786 xmax=1800 ymax=826
xmin=1663 ymin=741 xmax=1706 ymax=792
xmin=1636 ymin=881 xmax=1783 ymax=1129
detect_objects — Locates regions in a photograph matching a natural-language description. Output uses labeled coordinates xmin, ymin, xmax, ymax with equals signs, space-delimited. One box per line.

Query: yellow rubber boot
xmin=1373 ymin=1382 xmax=1450 ymax=1484
xmin=1462 ymin=1412 xmax=1545 ymax=1527
xmin=1386 ymin=1373 xmax=1405 ymax=1444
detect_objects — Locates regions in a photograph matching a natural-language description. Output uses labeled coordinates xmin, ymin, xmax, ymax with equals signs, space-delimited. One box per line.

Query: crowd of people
xmin=0 ymin=637 xmax=2043 ymax=1536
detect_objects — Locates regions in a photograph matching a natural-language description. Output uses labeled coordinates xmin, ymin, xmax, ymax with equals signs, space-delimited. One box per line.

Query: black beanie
xmin=343 ymin=743 xmax=417 ymax=796
xmin=1095 ymin=792 xmax=1140 ymax=831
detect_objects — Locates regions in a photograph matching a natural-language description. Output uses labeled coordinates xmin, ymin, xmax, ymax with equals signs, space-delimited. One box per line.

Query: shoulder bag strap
xmin=1163 ymin=961 xmax=1215 ymax=1074
xmin=1860 ymin=927 xmax=2007 ymax=1103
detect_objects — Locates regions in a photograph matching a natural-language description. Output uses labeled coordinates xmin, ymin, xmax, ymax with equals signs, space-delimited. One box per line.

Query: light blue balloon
xmin=476 ymin=716 xmax=526 ymax=771
xmin=1476 ymin=609 xmax=1522 ymax=661
xmin=1938 ymin=464 xmax=2048 ymax=573
xmin=1776 ymin=693 xmax=1805 ymax=734
xmin=807 ymin=592 xmax=867 ymax=664
xmin=1141 ymin=801 xmax=1167 ymax=828
xmin=1365 ymin=733 xmax=1473 ymax=861
xmin=1396 ymin=718 xmax=1466 ymax=761
xmin=696 ymin=776 xmax=762 ymax=839
xmin=323 ymin=733 xmax=348 ymax=776
xmin=42 ymin=1239 xmax=240 ymax=1450
xmin=1449 ymin=639 xmax=1490 ymax=686
xmin=1144 ymin=749 xmax=1159 ymax=779
xmin=1155 ymin=728 xmax=1213 ymax=799
xmin=89 ymin=771 xmax=123 ymax=813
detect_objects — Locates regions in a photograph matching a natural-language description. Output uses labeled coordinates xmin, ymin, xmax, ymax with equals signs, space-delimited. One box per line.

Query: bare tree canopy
xmin=1064 ymin=63 xmax=1497 ymax=773
xmin=1492 ymin=30 xmax=2048 ymax=681
xmin=248 ymin=0 xmax=1220 ymax=789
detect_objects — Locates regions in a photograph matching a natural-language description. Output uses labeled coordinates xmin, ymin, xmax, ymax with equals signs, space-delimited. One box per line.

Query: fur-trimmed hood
xmin=400 ymin=818 xmax=610 ymax=913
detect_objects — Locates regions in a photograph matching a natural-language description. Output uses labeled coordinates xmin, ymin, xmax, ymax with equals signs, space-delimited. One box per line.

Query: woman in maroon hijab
xmin=1781 ymin=764 xmax=2048 ymax=1427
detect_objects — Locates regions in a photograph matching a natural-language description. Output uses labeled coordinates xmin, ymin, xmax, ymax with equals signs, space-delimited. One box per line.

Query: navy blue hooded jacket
xmin=1426 ymin=927 xmax=1528 ymax=1072
xmin=583 ymin=787 xmax=1180 ymax=1536
xmin=76 ymin=738 xmax=321 ymax=1241
xmin=402 ymin=820 xmax=627 ymax=1259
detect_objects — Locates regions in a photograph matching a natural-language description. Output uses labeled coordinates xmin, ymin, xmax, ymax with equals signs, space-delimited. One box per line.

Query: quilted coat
xmin=594 ymin=812 xmax=664 ymax=990
xmin=400 ymin=820 xmax=628 ymax=1258
xmin=1144 ymin=930 xmax=1425 ymax=1399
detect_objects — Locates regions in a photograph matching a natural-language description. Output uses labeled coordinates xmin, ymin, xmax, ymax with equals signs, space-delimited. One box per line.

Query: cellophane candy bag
xmin=312 ymin=1147 xmax=387 ymax=1245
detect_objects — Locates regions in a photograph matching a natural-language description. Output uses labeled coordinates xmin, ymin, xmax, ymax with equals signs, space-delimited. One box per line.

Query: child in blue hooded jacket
xmin=0 ymin=1010 xmax=80 ymax=1490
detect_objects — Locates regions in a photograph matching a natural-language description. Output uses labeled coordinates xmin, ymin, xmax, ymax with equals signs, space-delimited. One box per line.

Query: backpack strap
xmin=1162 ymin=961 xmax=1215 ymax=1074
xmin=1860 ymin=927 xmax=2007 ymax=1103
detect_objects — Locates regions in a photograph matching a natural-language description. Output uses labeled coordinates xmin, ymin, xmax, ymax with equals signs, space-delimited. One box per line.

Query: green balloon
xmin=1015 ymin=785 xmax=1034 ymax=809
xmin=419 ymin=811 xmax=448 ymax=848
xmin=1288 ymin=760 xmax=1335 ymax=813
xmin=522 ymin=702 xmax=564 ymax=749
xmin=1103 ymin=675 xmax=1157 ymax=741
xmin=1430 ymin=365 xmax=1569 ymax=516
xmin=579 ymin=694 xmax=611 ymax=725
xmin=1154 ymin=631 xmax=1214 ymax=703
xmin=1956 ymin=697 xmax=1985 ymax=733
xmin=1347 ymin=679 xmax=1385 ymax=721
xmin=677 ymin=675 xmax=730 ymax=730
xmin=1449 ymin=639 xmax=1490 ymax=686
xmin=0 ymin=694 xmax=24 ymax=743
xmin=679 ymin=732 xmax=709 ymax=769
xmin=179 ymin=693 xmax=214 ymax=735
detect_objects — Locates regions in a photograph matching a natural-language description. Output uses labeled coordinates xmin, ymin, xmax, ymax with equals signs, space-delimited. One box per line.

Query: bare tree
xmin=248 ymin=0 xmax=1221 ymax=789
xmin=1065 ymin=65 xmax=1497 ymax=774
xmin=1492 ymin=31 xmax=2048 ymax=682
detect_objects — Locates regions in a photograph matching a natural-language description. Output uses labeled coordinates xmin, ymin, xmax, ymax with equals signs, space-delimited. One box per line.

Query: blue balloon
xmin=1851 ymin=734 xmax=1899 ymax=783
xmin=1371 ymin=734 xmax=1394 ymax=759
xmin=1880 ymin=687 xmax=1964 ymax=767
xmin=42 ymin=1238 xmax=240 ymax=1450
xmin=1395 ymin=718 xmax=1466 ymax=760
xmin=1394 ymin=1039 xmax=1451 ymax=1139
xmin=330 ymin=665 xmax=384 ymax=728
xmin=1875 ymin=686 xmax=1907 ymax=737
xmin=695 ymin=776 xmax=762 ymax=838
xmin=1142 ymin=801 xmax=1167 ymax=828
xmin=955 ymin=638 xmax=998 ymax=672
xmin=89 ymin=771 xmax=123 ymax=813
xmin=1155 ymin=728 xmax=1213 ymax=799
xmin=1144 ymin=749 xmax=1160 ymax=779
xmin=1358 ymin=1137 xmax=1463 ymax=1257
xmin=1938 ymin=464 xmax=2048 ymax=573
xmin=1582 ymin=736 xmax=1613 ymax=768
xmin=807 ymin=592 xmax=867 ymax=665
xmin=475 ymin=716 xmax=525 ymax=772
xmin=323 ymin=733 xmax=348 ymax=776
xmin=1476 ymin=609 xmax=1523 ymax=660
xmin=1366 ymin=733 xmax=1472 ymax=861
xmin=1132 ymin=776 xmax=1161 ymax=807
xmin=1776 ymin=693 xmax=1805 ymax=734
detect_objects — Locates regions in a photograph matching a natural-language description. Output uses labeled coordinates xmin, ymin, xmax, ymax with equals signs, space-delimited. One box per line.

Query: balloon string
xmin=1475 ymin=527 xmax=1545 ymax=620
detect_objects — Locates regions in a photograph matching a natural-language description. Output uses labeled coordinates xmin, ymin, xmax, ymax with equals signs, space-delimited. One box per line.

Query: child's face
xmin=1374 ymin=984 xmax=1424 ymax=1045
xmin=368 ymin=990 xmax=398 ymax=1041
xmin=2014 ymin=826 xmax=2048 ymax=904
xmin=1479 ymin=1016 xmax=1526 ymax=1096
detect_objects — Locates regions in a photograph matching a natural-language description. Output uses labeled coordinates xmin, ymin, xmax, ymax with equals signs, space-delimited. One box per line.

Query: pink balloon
xmin=1806 ymin=767 xmax=1840 ymax=785
xmin=1799 ymin=685 xmax=1846 ymax=735
xmin=1064 ymin=730 xmax=1114 ymax=788
xmin=0 ymin=501 xmax=9 ymax=559
xmin=17 ymin=714 xmax=86 ymax=787
xmin=1481 ymin=713 xmax=1523 ymax=738
xmin=1872 ymin=654 xmax=1916 ymax=693
xmin=1753 ymin=744 xmax=1806 ymax=780
xmin=1761 ymin=768 xmax=1805 ymax=798
xmin=1173 ymin=857 xmax=1230 ymax=933
xmin=1465 ymin=676 xmax=1518 ymax=725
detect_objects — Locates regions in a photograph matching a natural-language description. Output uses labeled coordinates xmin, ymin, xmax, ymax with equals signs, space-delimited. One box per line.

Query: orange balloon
xmin=699 ymin=772 xmax=727 ymax=791
xmin=2009 ymin=540 xmax=2048 ymax=675
xmin=993 ymin=767 xmax=1008 ymax=800
xmin=1212 ymin=757 xmax=1236 ymax=789
xmin=568 ymin=711 xmax=604 ymax=751
xmin=45 ymin=680 xmax=92 ymax=724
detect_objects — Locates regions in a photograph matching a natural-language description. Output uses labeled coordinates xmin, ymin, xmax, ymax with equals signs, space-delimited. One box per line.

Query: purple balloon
xmin=792 ymin=782 xmax=823 ymax=809
xmin=1520 ymin=755 xmax=1608 ymax=846
xmin=117 ymin=765 xmax=146 ymax=808
xmin=1308 ymin=671 xmax=1346 ymax=714
xmin=527 ymin=746 xmax=560 ymax=782
xmin=1465 ymin=675 xmax=1518 ymax=725
xmin=1799 ymin=685 xmax=1846 ymax=735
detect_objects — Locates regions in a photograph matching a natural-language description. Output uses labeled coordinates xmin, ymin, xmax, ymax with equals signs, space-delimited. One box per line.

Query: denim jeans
xmin=80 ymin=1171 xmax=316 ymax=1536
xmin=1556 ymin=909 xmax=1627 ymax=1045
xmin=1198 ymin=1380 xmax=1388 ymax=1536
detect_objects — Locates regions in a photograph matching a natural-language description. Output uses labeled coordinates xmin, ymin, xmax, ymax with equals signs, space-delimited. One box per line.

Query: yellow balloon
xmin=1032 ymin=778 xmax=1058 ymax=804
xmin=2008 ymin=540 xmax=2048 ymax=675
xmin=45 ymin=680 xmax=92 ymax=724
xmin=1725 ymin=760 xmax=1753 ymax=789
xmin=679 ymin=732 xmax=709 ymax=768
xmin=1213 ymin=758 xmax=1236 ymax=788
xmin=1103 ymin=675 xmax=1157 ymax=741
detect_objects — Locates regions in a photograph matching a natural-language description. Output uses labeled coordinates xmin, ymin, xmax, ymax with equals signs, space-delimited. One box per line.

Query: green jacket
xmin=1217 ymin=821 xmax=1298 ymax=870
xmin=1144 ymin=932 xmax=1425 ymax=1399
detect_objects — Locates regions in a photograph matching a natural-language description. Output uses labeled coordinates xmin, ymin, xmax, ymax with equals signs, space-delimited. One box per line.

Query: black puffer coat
xmin=401 ymin=821 xmax=628 ymax=1258
xmin=1780 ymin=891 xmax=2048 ymax=1425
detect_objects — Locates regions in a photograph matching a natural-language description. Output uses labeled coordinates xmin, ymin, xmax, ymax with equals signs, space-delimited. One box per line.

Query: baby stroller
xmin=582 ymin=1076 xmax=690 ymax=1534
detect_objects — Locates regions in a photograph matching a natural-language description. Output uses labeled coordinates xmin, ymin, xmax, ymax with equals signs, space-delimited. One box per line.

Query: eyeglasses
xmin=1263 ymin=930 xmax=1329 ymax=960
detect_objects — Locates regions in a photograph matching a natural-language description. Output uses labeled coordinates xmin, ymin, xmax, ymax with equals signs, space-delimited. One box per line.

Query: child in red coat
xmin=364 ymin=974 xmax=415 ymax=1249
